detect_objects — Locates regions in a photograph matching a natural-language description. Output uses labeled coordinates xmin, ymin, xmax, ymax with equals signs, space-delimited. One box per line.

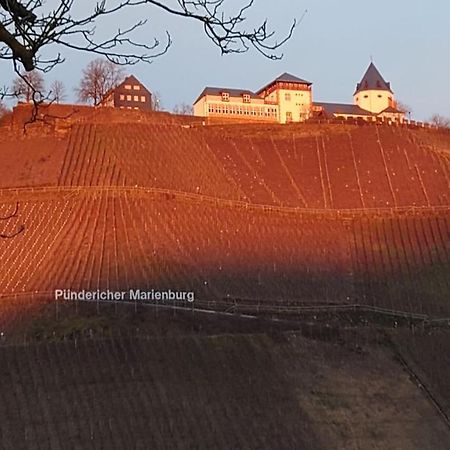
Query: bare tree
xmin=0 ymin=1 xmax=297 ymax=74
xmin=11 ymin=70 xmax=44 ymax=102
xmin=173 ymin=103 xmax=193 ymax=115
xmin=396 ymin=101 xmax=412 ymax=118
xmin=49 ymin=80 xmax=66 ymax=104
xmin=430 ymin=114 xmax=450 ymax=129
xmin=76 ymin=58 xmax=124 ymax=105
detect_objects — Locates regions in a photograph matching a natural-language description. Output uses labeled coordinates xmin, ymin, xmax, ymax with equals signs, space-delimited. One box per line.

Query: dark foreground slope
xmin=1 ymin=331 xmax=449 ymax=449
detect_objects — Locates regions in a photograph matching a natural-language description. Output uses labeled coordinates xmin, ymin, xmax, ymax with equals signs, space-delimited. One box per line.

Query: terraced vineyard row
xmin=0 ymin=335 xmax=316 ymax=449
xmin=50 ymin=122 xmax=450 ymax=209
xmin=1 ymin=333 xmax=449 ymax=449
xmin=58 ymin=124 xmax=128 ymax=187
xmin=206 ymin=126 xmax=450 ymax=209
xmin=351 ymin=215 xmax=450 ymax=316
xmin=0 ymin=193 xmax=353 ymax=304
xmin=64 ymin=123 xmax=245 ymax=200
xmin=393 ymin=330 xmax=450 ymax=417
xmin=1 ymin=191 xmax=449 ymax=326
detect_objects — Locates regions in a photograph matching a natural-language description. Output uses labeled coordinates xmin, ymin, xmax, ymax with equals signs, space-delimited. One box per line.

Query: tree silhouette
xmin=76 ymin=58 xmax=124 ymax=106
xmin=173 ymin=103 xmax=194 ymax=115
xmin=0 ymin=1 xmax=297 ymax=73
xmin=49 ymin=80 xmax=66 ymax=104
xmin=11 ymin=70 xmax=45 ymax=102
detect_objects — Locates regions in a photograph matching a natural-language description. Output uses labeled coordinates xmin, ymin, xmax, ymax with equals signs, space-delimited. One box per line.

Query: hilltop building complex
xmin=193 ymin=63 xmax=405 ymax=124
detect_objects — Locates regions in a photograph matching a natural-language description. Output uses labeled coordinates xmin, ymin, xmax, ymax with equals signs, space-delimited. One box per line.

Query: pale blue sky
xmin=1 ymin=0 xmax=449 ymax=120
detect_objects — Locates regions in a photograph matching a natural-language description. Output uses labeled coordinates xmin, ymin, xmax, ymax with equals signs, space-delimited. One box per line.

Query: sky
xmin=1 ymin=0 xmax=449 ymax=121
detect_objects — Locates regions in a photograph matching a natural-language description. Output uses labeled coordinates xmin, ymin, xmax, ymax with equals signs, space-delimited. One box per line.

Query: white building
xmin=314 ymin=63 xmax=405 ymax=122
xmin=193 ymin=73 xmax=313 ymax=124
xmin=194 ymin=63 xmax=406 ymax=124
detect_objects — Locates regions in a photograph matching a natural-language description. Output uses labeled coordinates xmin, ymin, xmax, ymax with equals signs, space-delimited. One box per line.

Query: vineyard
xmin=0 ymin=113 xmax=449 ymax=321
xmin=0 ymin=110 xmax=450 ymax=448
xmin=0 ymin=333 xmax=449 ymax=449
xmin=0 ymin=189 xmax=448 ymax=323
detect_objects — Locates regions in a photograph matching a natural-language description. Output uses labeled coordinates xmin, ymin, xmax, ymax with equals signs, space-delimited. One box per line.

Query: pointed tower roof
xmin=354 ymin=62 xmax=392 ymax=94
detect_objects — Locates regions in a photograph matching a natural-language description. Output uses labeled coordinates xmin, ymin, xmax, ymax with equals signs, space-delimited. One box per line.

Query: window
xmin=133 ymin=85 xmax=141 ymax=90
xmin=243 ymin=94 xmax=251 ymax=103
xmin=126 ymin=95 xmax=132 ymax=101
xmin=378 ymin=94 xmax=382 ymax=98
xmin=119 ymin=94 xmax=125 ymax=100
xmin=285 ymin=93 xmax=291 ymax=101
xmin=364 ymin=95 xmax=369 ymax=98
xmin=221 ymin=92 xmax=230 ymax=102
xmin=125 ymin=85 xmax=132 ymax=90
xmin=134 ymin=95 xmax=139 ymax=101
xmin=141 ymin=96 xmax=146 ymax=102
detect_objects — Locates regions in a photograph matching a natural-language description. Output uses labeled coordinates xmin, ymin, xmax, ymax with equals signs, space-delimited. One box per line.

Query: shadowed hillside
xmin=0 ymin=332 xmax=449 ymax=449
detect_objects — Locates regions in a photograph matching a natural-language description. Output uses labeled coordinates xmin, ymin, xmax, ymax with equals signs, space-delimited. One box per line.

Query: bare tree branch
xmin=0 ymin=203 xmax=25 ymax=239
xmin=0 ymin=1 xmax=297 ymax=73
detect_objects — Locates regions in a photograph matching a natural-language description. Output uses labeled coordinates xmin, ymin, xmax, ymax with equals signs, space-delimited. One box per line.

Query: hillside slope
xmin=0 ymin=112 xmax=449 ymax=319
xmin=1 ymin=110 xmax=449 ymax=209
xmin=0 ymin=333 xmax=449 ymax=449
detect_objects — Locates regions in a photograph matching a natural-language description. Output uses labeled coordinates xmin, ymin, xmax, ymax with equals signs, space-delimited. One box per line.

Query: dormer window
xmin=243 ymin=94 xmax=251 ymax=103
xmin=221 ymin=92 xmax=230 ymax=102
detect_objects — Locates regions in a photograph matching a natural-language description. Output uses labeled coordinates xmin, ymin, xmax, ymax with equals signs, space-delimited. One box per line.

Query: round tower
xmin=354 ymin=62 xmax=396 ymax=114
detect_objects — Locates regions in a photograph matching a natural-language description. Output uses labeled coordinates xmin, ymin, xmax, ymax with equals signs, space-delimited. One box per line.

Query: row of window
xmin=284 ymin=92 xmax=306 ymax=102
xmin=124 ymin=85 xmax=141 ymax=91
xmin=208 ymin=103 xmax=278 ymax=117
xmin=356 ymin=95 xmax=393 ymax=101
xmin=119 ymin=94 xmax=146 ymax=102
xmin=221 ymin=92 xmax=252 ymax=103
xmin=220 ymin=92 xmax=307 ymax=103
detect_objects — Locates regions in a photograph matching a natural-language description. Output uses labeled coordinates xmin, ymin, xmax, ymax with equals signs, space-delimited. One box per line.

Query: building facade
xmin=313 ymin=63 xmax=405 ymax=122
xmin=193 ymin=73 xmax=313 ymax=124
xmin=194 ymin=63 xmax=405 ymax=124
xmin=101 ymin=75 xmax=152 ymax=111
